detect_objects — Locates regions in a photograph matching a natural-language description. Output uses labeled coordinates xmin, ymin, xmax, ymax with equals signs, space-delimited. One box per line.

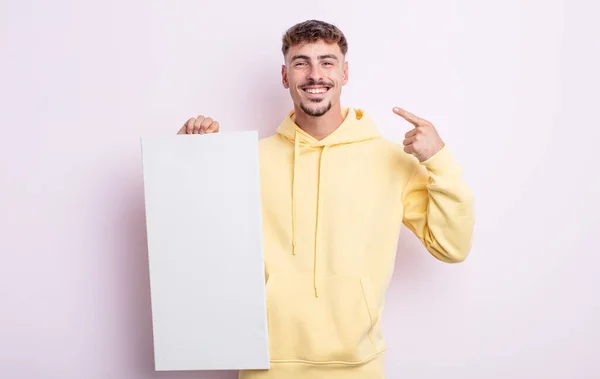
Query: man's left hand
xmin=393 ymin=107 xmax=445 ymax=162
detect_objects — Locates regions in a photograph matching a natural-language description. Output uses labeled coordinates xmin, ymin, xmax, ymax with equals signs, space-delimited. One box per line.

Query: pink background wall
xmin=1 ymin=0 xmax=598 ymax=378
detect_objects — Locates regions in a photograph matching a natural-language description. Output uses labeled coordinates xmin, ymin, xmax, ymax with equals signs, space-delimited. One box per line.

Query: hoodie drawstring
xmin=312 ymin=145 xmax=328 ymax=298
xmin=292 ymin=135 xmax=299 ymax=255
xmin=291 ymin=133 xmax=328 ymax=298
xmin=278 ymin=108 xmax=380 ymax=299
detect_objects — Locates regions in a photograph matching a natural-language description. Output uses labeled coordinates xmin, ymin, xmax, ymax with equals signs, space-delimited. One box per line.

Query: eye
xmin=323 ymin=62 xmax=334 ymax=66
xmin=294 ymin=62 xmax=307 ymax=67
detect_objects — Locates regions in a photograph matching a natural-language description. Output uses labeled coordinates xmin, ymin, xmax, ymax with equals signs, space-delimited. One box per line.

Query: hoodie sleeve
xmin=400 ymin=144 xmax=475 ymax=263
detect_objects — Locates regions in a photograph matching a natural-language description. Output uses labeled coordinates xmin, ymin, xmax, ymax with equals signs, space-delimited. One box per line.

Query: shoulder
xmin=259 ymin=133 xmax=289 ymax=152
xmin=258 ymin=134 xmax=292 ymax=169
xmin=373 ymin=136 xmax=423 ymax=179
xmin=259 ymin=133 xmax=282 ymax=146
xmin=373 ymin=136 xmax=420 ymax=163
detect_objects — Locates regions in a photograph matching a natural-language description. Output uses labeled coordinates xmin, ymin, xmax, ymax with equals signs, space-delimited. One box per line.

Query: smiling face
xmin=282 ymin=40 xmax=349 ymax=117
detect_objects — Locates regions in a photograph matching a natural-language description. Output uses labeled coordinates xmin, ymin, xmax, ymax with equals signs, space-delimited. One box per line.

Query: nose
xmin=307 ymin=64 xmax=323 ymax=82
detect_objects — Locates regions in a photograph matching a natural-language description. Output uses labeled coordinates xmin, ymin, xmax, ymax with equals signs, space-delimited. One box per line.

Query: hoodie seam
xmin=360 ymin=279 xmax=376 ymax=348
xmin=269 ymin=348 xmax=386 ymax=366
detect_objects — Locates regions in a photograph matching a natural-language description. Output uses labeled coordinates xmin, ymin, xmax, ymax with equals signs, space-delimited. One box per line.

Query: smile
xmin=302 ymin=86 xmax=331 ymax=95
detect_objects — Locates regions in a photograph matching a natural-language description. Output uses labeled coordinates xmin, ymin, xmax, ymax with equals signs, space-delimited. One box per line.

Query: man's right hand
xmin=177 ymin=115 xmax=220 ymax=135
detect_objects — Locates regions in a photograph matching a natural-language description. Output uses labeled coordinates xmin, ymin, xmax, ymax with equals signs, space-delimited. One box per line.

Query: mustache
xmin=299 ymin=80 xmax=334 ymax=89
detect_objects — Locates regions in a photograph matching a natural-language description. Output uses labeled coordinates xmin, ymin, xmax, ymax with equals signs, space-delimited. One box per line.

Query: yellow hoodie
xmin=239 ymin=108 xmax=475 ymax=379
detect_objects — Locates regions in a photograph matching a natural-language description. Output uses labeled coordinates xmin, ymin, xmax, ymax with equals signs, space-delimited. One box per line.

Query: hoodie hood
xmin=275 ymin=107 xmax=381 ymax=297
xmin=276 ymin=107 xmax=381 ymax=147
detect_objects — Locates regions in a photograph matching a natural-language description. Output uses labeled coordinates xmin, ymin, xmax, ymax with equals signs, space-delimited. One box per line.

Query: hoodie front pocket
xmin=265 ymin=272 xmax=383 ymax=364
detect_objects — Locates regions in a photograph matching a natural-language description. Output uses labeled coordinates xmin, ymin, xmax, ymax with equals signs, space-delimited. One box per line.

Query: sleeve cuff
xmin=419 ymin=144 xmax=461 ymax=176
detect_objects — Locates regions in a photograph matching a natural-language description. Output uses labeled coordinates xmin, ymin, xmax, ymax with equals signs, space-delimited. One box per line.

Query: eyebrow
xmin=291 ymin=54 xmax=339 ymax=62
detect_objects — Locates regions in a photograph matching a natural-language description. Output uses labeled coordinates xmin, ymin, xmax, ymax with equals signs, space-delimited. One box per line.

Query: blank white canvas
xmin=140 ymin=131 xmax=270 ymax=371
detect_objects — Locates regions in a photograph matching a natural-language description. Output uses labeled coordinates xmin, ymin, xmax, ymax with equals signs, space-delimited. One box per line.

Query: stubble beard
xmin=300 ymin=98 xmax=332 ymax=117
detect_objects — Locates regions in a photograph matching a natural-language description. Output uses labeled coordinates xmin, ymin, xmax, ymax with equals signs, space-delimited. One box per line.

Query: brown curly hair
xmin=281 ymin=20 xmax=348 ymax=57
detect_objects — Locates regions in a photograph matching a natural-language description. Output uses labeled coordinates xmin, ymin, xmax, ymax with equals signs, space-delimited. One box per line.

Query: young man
xmin=177 ymin=20 xmax=475 ymax=379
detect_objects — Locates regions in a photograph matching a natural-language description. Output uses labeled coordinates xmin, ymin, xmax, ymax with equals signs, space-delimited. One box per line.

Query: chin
xmin=300 ymin=101 xmax=332 ymax=117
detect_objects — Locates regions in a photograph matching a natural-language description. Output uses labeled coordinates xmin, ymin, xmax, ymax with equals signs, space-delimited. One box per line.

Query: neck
xmin=293 ymin=102 xmax=344 ymax=140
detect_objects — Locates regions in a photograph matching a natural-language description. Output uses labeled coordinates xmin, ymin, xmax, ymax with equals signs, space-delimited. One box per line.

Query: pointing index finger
xmin=393 ymin=107 xmax=425 ymax=127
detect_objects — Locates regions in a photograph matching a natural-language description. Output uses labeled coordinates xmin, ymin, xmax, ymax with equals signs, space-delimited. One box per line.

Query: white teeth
xmin=305 ymin=88 xmax=327 ymax=94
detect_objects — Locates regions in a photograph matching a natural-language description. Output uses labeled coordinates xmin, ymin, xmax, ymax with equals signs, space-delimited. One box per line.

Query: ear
xmin=282 ymin=64 xmax=289 ymax=89
xmin=342 ymin=61 xmax=349 ymax=86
